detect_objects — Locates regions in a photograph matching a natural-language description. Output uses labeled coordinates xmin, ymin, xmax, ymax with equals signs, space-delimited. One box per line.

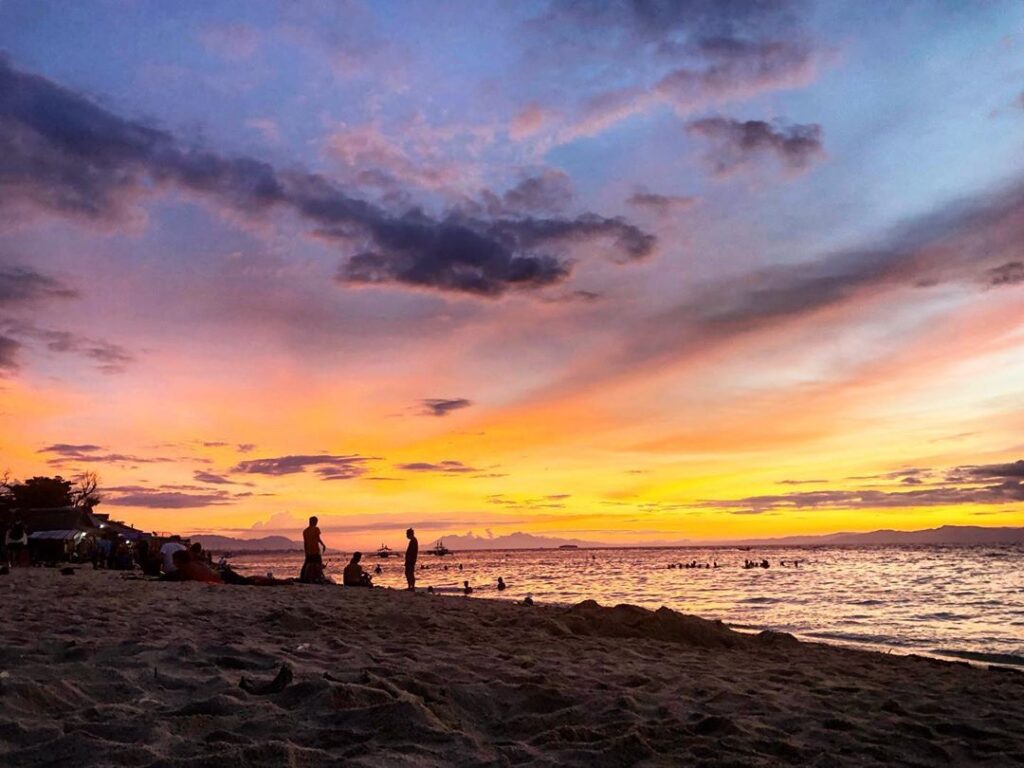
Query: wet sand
xmin=0 ymin=568 xmax=1021 ymax=767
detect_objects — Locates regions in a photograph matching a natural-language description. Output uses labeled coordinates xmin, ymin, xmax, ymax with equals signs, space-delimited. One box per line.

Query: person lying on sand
xmin=343 ymin=552 xmax=373 ymax=587
xmin=163 ymin=550 xmax=223 ymax=583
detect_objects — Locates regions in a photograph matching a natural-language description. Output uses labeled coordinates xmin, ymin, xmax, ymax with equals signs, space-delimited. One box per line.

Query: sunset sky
xmin=2 ymin=1 xmax=1024 ymax=547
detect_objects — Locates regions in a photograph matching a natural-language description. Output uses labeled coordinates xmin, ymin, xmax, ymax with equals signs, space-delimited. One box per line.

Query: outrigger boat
xmin=376 ymin=544 xmax=392 ymax=558
xmin=430 ymin=539 xmax=451 ymax=556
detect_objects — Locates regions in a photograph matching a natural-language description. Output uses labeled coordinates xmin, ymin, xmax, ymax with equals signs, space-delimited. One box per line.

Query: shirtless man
xmin=301 ymin=516 xmax=326 ymax=582
xmin=343 ymin=552 xmax=372 ymax=587
xmin=405 ymin=528 xmax=418 ymax=591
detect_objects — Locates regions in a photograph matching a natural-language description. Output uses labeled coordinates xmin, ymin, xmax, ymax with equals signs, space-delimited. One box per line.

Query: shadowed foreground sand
xmin=0 ymin=569 xmax=1021 ymax=767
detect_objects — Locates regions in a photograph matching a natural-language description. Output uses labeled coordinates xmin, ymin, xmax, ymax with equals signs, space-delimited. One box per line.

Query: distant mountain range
xmin=441 ymin=525 xmax=1023 ymax=550
xmin=723 ymin=525 xmax=1024 ymax=547
xmin=189 ymin=534 xmax=301 ymax=552
xmin=435 ymin=531 xmax=604 ymax=550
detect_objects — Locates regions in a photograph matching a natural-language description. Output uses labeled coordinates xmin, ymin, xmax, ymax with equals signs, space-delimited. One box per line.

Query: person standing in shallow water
xmin=405 ymin=528 xmax=418 ymax=591
xmin=301 ymin=516 xmax=326 ymax=583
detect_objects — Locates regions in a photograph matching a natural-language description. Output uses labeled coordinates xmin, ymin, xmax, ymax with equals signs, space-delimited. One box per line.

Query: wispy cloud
xmin=396 ymin=460 xmax=479 ymax=474
xmin=687 ymin=117 xmax=824 ymax=176
xmin=421 ymin=398 xmax=472 ymax=417
xmin=38 ymin=444 xmax=174 ymax=466
xmin=230 ymin=453 xmax=373 ymax=480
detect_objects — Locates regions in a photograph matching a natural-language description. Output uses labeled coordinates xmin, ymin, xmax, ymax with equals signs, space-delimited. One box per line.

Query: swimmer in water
xmin=497 ymin=576 xmax=506 ymax=591
xmin=463 ymin=580 xmax=473 ymax=595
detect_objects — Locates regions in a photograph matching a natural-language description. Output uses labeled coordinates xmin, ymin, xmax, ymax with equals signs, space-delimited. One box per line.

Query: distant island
xmin=723 ymin=525 xmax=1024 ymax=547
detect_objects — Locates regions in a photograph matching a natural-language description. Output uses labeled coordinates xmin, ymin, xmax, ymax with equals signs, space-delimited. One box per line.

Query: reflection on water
xmin=231 ymin=544 xmax=1024 ymax=664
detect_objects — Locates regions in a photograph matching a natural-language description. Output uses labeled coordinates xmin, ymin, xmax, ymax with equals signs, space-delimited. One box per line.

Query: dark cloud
xmin=38 ymin=443 xmax=175 ymax=466
xmin=777 ymin=478 xmax=827 ymax=485
xmin=0 ymin=59 xmax=654 ymax=299
xmin=627 ymin=190 xmax=698 ymax=215
xmin=3 ymin=320 xmax=133 ymax=374
xmin=103 ymin=485 xmax=235 ymax=508
xmin=39 ymin=443 xmax=103 ymax=454
xmin=339 ymin=219 xmax=570 ymax=296
xmin=702 ymin=460 xmax=1024 ymax=513
xmin=686 ymin=117 xmax=824 ymax=175
xmin=985 ymin=261 xmax=1024 ymax=287
xmin=0 ymin=265 xmax=84 ymax=373
xmin=236 ymin=443 xmax=256 ymax=453
xmin=396 ymin=460 xmax=478 ymax=474
xmin=230 ymin=453 xmax=371 ymax=479
xmin=193 ymin=470 xmax=235 ymax=485
xmin=0 ymin=266 xmax=78 ymax=306
xmin=421 ymin=398 xmax=473 ymax=417
xmin=961 ymin=460 xmax=1024 ymax=479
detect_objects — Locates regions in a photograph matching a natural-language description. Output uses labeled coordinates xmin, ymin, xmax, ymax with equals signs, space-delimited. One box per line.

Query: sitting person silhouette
xmin=343 ymin=552 xmax=373 ymax=587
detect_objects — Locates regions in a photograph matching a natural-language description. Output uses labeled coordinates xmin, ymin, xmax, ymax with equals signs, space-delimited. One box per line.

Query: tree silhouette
xmin=0 ymin=473 xmax=101 ymax=510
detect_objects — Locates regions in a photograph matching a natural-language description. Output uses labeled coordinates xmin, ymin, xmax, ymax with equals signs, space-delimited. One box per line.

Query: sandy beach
xmin=0 ymin=569 xmax=1021 ymax=767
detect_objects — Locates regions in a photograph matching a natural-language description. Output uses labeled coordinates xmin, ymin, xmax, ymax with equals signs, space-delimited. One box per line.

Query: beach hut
xmin=27 ymin=529 xmax=90 ymax=562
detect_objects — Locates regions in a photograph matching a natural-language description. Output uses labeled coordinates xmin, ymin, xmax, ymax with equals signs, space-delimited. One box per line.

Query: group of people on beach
xmin=300 ymin=517 xmax=422 ymax=591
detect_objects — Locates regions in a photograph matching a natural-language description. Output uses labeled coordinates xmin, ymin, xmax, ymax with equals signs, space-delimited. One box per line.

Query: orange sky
xmin=2 ymin=3 xmax=1024 ymax=548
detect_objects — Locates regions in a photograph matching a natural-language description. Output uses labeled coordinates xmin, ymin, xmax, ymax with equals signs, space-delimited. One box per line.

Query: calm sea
xmin=229 ymin=545 xmax=1024 ymax=666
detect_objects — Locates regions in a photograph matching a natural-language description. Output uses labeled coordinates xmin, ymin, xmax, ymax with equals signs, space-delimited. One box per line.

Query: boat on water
xmin=376 ymin=544 xmax=392 ymax=558
xmin=431 ymin=539 xmax=451 ymax=556
xmin=558 ymin=544 xmax=579 ymax=550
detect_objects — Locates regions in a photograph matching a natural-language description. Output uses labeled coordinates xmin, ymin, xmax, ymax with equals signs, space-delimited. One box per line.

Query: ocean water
xmin=229 ymin=545 xmax=1024 ymax=665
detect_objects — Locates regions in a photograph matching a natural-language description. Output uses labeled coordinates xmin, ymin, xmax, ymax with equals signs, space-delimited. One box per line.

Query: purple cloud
xmin=687 ymin=117 xmax=824 ymax=176
xmin=421 ymin=398 xmax=473 ymax=417
xmin=231 ymin=453 xmax=372 ymax=479
xmin=0 ymin=59 xmax=654 ymax=299
xmin=397 ymin=460 xmax=478 ymax=474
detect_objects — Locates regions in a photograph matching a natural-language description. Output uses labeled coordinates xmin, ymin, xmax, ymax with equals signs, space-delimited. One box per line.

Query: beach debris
xmin=240 ymin=663 xmax=293 ymax=695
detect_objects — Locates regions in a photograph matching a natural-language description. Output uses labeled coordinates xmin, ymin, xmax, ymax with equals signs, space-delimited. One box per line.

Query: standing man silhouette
xmin=301 ymin=516 xmax=326 ymax=582
xmin=405 ymin=528 xmax=418 ymax=591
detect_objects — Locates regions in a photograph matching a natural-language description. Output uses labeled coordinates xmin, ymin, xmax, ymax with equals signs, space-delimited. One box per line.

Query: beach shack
xmin=9 ymin=506 xmax=104 ymax=563
xmin=1 ymin=507 xmax=152 ymax=565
